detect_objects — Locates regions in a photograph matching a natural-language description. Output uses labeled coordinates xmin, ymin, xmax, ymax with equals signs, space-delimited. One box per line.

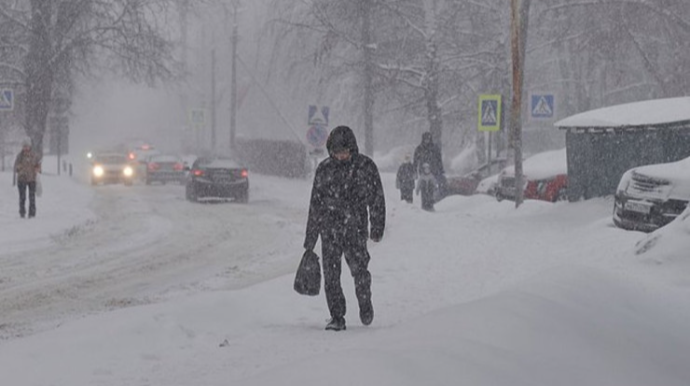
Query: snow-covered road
xmin=0 ymin=173 xmax=310 ymax=340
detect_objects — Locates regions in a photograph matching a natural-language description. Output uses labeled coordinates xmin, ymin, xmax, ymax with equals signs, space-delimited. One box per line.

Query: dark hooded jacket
xmin=304 ymin=126 xmax=386 ymax=250
xmin=413 ymin=132 xmax=444 ymax=178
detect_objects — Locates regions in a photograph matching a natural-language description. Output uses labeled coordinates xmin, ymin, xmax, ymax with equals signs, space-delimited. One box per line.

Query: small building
xmin=555 ymin=97 xmax=690 ymax=201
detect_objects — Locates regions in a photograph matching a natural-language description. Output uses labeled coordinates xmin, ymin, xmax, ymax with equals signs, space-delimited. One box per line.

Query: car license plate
xmin=626 ymin=201 xmax=651 ymax=214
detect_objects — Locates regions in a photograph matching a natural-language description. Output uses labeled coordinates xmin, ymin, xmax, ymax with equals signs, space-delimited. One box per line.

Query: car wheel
xmin=236 ymin=189 xmax=249 ymax=204
xmin=124 ymin=180 xmax=133 ymax=186
xmin=185 ymin=184 xmax=197 ymax=202
xmin=145 ymin=178 xmax=151 ymax=185
xmin=555 ymin=188 xmax=567 ymax=202
xmin=495 ymin=193 xmax=504 ymax=202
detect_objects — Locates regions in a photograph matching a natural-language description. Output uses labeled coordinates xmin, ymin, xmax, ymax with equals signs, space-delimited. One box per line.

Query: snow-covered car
xmin=446 ymin=158 xmax=507 ymax=196
xmin=613 ymin=157 xmax=690 ymax=232
xmin=145 ymin=154 xmax=186 ymax=185
xmin=185 ymin=156 xmax=249 ymax=203
xmin=495 ymin=148 xmax=568 ymax=203
xmin=90 ymin=153 xmax=136 ymax=186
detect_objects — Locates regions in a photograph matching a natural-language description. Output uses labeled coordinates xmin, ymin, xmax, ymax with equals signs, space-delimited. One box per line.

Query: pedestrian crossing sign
xmin=478 ymin=94 xmax=501 ymax=132
xmin=0 ymin=88 xmax=14 ymax=111
xmin=530 ymin=93 xmax=556 ymax=120
xmin=189 ymin=108 xmax=206 ymax=128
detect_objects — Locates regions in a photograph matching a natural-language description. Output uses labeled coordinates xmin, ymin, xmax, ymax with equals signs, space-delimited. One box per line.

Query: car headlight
xmin=123 ymin=166 xmax=134 ymax=177
xmin=93 ymin=165 xmax=104 ymax=177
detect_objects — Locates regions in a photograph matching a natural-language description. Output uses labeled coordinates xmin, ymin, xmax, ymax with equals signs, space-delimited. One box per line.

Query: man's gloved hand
xmin=370 ymin=228 xmax=383 ymax=242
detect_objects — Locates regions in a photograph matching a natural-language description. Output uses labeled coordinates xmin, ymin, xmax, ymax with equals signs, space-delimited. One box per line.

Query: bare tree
xmin=0 ymin=0 xmax=180 ymax=154
xmin=261 ymin=0 xmax=690 ymax=164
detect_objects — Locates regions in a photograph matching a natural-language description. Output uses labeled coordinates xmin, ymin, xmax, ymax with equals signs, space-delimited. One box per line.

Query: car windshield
xmin=150 ymin=155 xmax=180 ymax=163
xmin=196 ymin=158 xmax=239 ymax=169
xmin=96 ymin=155 xmax=127 ymax=164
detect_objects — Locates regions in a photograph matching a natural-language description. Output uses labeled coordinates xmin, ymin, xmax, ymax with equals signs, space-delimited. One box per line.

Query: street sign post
xmin=308 ymin=105 xmax=330 ymax=127
xmin=529 ymin=92 xmax=556 ymax=120
xmin=478 ymin=94 xmax=503 ymax=175
xmin=49 ymin=116 xmax=69 ymax=174
xmin=189 ymin=108 xmax=206 ymax=128
xmin=0 ymin=89 xmax=14 ymax=111
xmin=478 ymin=95 xmax=502 ymax=132
xmin=306 ymin=124 xmax=328 ymax=148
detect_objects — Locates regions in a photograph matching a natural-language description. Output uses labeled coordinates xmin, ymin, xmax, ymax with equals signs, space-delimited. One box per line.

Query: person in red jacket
xmin=13 ymin=140 xmax=42 ymax=218
xmin=304 ymin=126 xmax=386 ymax=331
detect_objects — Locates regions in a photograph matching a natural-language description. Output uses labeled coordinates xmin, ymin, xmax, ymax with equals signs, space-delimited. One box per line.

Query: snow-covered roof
xmin=555 ymin=97 xmax=690 ymax=128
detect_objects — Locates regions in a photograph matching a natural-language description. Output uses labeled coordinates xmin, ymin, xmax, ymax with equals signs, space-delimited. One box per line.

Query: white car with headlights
xmin=613 ymin=156 xmax=690 ymax=232
xmin=90 ymin=153 xmax=136 ymax=186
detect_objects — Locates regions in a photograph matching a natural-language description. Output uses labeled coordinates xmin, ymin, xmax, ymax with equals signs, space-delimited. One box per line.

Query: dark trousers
xmin=400 ymin=187 xmax=413 ymax=203
xmin=321 ymin=229 xmax=372 ymax=319
xmin=18 ymin=181 xmax=37 ymax=217
xmin=420 ymin=180 xmax=435 ymax=211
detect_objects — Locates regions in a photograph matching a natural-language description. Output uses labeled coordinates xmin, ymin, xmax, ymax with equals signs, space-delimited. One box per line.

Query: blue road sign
xmin=530 ymin=93 xmax=555 ymax=119
xmin=0 ymin=88 xmax=14 ymax=111
xmin=307 ymin=124 xmax=329 ymax=147
xmin=308 ymin=105 xmax=330 ymax=126
xmin=478 ymin=94 xmax=502 ymax=132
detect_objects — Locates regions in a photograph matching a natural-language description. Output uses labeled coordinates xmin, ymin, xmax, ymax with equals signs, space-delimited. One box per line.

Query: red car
xmin=446 ymin=158 xmax=507 ymax=196
xmin=495 ymin=148 xmax=568 ymax=203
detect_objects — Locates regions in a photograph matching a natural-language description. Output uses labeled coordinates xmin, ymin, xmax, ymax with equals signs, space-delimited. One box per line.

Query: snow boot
xmin=325 ymin=317 xmax=346 ymax=331
xmin=360 ymin=301 xmax=374 ymax=326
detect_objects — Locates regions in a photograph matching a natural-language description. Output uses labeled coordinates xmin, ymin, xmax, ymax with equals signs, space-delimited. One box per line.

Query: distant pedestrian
xmin=13 ymin=140 xmax=42 ymax=218
xmin=413 ymin=131 xmax=446 ymax=198
xmin=416 ymin=163 xmax=437 ymax=211
xmin=304 ymin=125 xmax=386 ymax=331
xmin=396 ymin=155 xmax=415 ymax=203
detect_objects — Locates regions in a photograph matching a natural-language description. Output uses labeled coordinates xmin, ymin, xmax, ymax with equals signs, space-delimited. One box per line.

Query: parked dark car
xmin=90 ymin=153 xmax=136 ymax=186
xmin=613 ymin=157 xmax=690 ymax=232
xmin=127 ymin=143 xmax=160 ymax=182
xmin=146 ymin=154 xmax=186 ymax=185
xmin=185 ymin=156 xmax=249 ymax=203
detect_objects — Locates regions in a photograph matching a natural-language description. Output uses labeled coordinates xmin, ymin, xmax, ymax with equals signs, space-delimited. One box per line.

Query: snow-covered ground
xmin=2 ymin=156 xmax=690 ymax=386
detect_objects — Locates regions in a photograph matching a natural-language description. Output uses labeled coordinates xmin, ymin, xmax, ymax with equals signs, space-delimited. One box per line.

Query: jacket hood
xmin=326 ymin=126 xmax=359 ymax=156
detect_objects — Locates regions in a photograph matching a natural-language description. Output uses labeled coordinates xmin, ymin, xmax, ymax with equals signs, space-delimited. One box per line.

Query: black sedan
xmin=146 ymin=154 xmax=186 ymax=185
xmin=185 ymin=157 xmax=249 ymax=203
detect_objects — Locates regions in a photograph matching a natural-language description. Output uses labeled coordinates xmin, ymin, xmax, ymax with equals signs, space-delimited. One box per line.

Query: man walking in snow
xmin=14 ymin=140 xmax=42 ymax=218
xmin=304 ymin=125 xmax=386 ymax=331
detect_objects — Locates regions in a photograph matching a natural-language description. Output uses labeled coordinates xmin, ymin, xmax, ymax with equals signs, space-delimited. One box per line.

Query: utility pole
xmin=210 ymin=48 xmax=217 ymax=152
xmin=361 ymin=0 xmax=374 ymax=156
xmin=229 ymin=5 xmax=238 ymax=153
xmin=510 ymin=0 xmax=530 ymax=208
xmin=179 ymin=0 xmax=189 ymax=153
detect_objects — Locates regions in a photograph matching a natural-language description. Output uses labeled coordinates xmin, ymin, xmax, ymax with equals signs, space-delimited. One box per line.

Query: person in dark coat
xmin=13 ymin=140 xmax=42 ymax=218
xmin=413 ymin=132 xmax=446 ymax=198
xmin=396 ymin=155 xmax=415 ymax=203
xmin=304 ymin=125 xmax=386 ymax=331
